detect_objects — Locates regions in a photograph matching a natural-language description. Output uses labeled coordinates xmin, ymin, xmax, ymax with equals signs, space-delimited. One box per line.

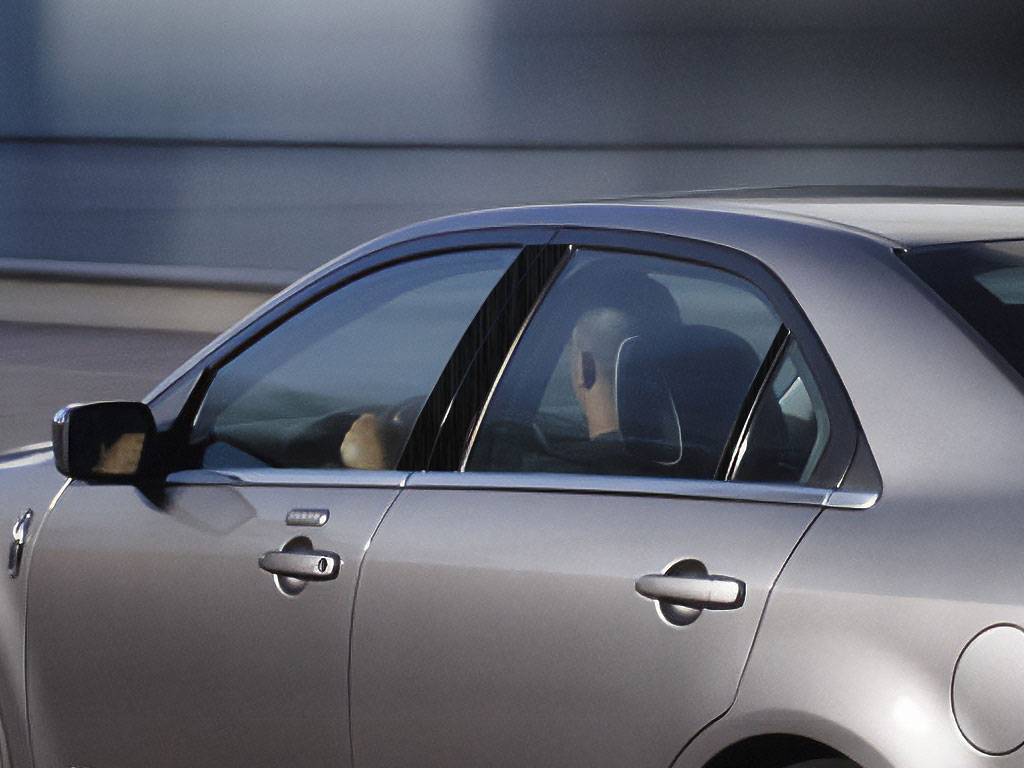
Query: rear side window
xmin=466 ymin=248 xmax=831 ymax=483
xmin=900 ymin=241 xmax=1024 ymax=380
xmin=729 ymin=341 xmax=830 ymax=484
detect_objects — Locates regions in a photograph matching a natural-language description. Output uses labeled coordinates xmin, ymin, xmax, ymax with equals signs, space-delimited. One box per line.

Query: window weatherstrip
xmin=716 ymin=324 xmax=791 ymax=481
xmin=406 ymin=471 xmax=876 ymax=509
xmin=824 ymin=488 xmax=879 ymax=509
xmin=165 ymin=468 xmax=412 ymax=489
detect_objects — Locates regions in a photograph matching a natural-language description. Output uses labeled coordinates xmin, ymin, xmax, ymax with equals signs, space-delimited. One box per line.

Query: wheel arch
xmin=701 ymin=734 xmax=850 ymax=768
xmin=676 ymin=709 xmax=897 ymax=768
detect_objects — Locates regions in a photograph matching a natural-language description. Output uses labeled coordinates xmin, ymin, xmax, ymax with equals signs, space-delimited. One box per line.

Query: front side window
xmin=466 ymin=248 xmax=830 ymax=484
xmin=190 ymin=249 xmax=517 ymax=470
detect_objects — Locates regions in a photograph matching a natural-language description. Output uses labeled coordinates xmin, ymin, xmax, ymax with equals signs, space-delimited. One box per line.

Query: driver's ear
xmin=580 ymin=351 xmax=596 ymax=390
xmin=570 ymin=343 xmax=582 ymax=390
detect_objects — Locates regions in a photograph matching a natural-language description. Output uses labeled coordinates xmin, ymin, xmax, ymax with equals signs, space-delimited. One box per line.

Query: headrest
xmin=614 ymin=335 xmax=683 ymax=466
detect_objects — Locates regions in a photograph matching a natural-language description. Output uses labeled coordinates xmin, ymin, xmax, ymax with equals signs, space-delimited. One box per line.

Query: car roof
xmin=616 ymin=186 xmax=1024 ymax=248
xmin=348 ymin=187 xmax=1024 ymax=263
xmin=264 ymin=185 xmax=1024 ymax=322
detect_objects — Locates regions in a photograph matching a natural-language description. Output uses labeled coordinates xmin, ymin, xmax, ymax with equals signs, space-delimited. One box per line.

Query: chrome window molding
xmin=823 ymin=488 xmax=879 ymax=510
xmin=406 ymin=471 xmax=878 ymax=509
xmin=163 ymin=467 xmax=878 ymax=507
xmin=166 ymin=468 xmax=412 ymax=489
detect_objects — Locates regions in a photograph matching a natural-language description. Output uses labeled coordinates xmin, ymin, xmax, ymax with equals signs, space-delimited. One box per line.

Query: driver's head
xmin=569 ymin=307 xmax=638 ymax=437
xmin=561 ymin=258 xmax=682 ymax=438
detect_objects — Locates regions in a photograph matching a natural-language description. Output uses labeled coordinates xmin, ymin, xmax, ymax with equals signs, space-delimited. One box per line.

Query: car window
xmin=729 ymin=340 xmax=831 ymax=484
xmin=190 ymin=249 xmax=517 ymax=470
xmin=466 ymin=248 xmax=818 ymax=481
xmin=899 ymin=241 xmax=1024 ymax=381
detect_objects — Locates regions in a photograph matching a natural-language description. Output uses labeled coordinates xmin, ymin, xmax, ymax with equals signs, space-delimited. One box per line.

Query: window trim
xmin=717 ymin=324 xmax=791 ymax=481
xmin=165 ymin=468 xmax=412 ymax=489
xmin=458 ymin=228 xmax=865 ymax=490
xmin=405 ymin=471 xmax=877 ymax=510
xmin=160 ymin=468 xmax=878 ymax=509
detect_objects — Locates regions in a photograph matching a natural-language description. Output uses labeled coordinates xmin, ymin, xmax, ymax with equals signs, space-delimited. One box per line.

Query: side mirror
xmin=52 ymin=401 xmax=157 ymax=483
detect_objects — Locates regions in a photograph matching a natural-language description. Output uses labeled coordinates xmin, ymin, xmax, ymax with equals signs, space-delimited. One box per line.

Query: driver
xmin=569 ymin=306 xmax=641 ymax=441
xmin=535 ymin=260 xmax=689 ymax=475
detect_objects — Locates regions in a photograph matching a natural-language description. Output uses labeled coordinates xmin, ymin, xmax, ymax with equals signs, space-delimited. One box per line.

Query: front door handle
xmin=635 ymin=573 xmax=745 ymax=610
xmin=259 ymin=549 xmax=341 ymax=581
xmin=8 ymin=509 xmax=33 ymax=579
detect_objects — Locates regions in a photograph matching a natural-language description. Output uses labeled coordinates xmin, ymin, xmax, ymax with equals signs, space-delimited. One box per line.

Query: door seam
xmin=22 ymin=477 xmax=74 ymax=768
xmin=667 ymin=503 xmax=827 ymax=767
xmin=346 ymin=473 xmax=411 ymax=768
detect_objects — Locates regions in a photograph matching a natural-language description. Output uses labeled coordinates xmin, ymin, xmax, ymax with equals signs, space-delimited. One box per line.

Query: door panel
xmin=349 ymin=486 xmax=818 ymax=768
xmin=24 ymin=240 xmax=547 ymax=767
xmin=26 ymin=478 xmax=400 ymax=768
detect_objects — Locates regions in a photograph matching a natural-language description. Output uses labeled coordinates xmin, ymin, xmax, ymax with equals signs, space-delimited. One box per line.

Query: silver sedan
xmin=2 ymin=190 xmax=1023 ymax=768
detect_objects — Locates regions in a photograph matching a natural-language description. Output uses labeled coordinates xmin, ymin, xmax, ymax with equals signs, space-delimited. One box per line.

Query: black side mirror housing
xmin=52 ymin=401 xmax=157 ymax=483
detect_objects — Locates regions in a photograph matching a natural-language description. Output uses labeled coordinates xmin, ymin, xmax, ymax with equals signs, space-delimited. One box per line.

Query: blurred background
xmin=2 ymin=0 xmax=1024 ymax=450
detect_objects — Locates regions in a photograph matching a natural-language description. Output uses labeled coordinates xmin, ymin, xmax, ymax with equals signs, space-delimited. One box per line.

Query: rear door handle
xmin=635 ymin=573 xmax=745 ymax=610
xmin=259 ymin=549 xmax=342 ymax=581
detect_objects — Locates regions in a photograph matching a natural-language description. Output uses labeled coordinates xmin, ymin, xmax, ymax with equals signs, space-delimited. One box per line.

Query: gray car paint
xmin=660 ymin=210 xmax=1024 ymax=763
xmin=25 ymin=474 xmax=404 ymax=768
xmin=0 ymin=449 xmax=66 ymax=768
xmin=349 ymin=484 xmax=821 ymax=768
xmin=2 ymin=197 xmax=1022 ymax=766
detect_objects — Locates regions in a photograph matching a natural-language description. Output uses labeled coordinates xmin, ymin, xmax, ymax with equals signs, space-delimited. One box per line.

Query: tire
xmin=785 ymin=760 xmax=860 ymax=768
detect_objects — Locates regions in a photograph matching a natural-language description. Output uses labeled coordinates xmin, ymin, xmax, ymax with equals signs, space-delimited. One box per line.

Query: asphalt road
xmin=0 ymin=322 xmax=214 ymax=453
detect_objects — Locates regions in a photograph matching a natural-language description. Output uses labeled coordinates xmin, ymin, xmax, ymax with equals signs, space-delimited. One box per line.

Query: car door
xmin=23 ymin=234 xmax=546 ymax=768
xmin=349 ymin=232 xmax=863 ymax=767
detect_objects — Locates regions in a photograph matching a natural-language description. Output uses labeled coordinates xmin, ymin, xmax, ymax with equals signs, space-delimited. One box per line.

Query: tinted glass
xmin=731 ymin=341 xmax=830 ymax=484
xmin=899 ymin=241 xmax=1024 ymax=380
xmin=192 ymin=249 xmax=516 ymax=469
xmin=466 ymin=249 xmax=783 ymax=480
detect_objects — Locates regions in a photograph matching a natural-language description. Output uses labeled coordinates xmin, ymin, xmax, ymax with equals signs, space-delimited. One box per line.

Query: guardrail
xmin=0 ymin=258 xmax=289 ymax=333
xmin=0 ymin=257 xmax=297 ymax=292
